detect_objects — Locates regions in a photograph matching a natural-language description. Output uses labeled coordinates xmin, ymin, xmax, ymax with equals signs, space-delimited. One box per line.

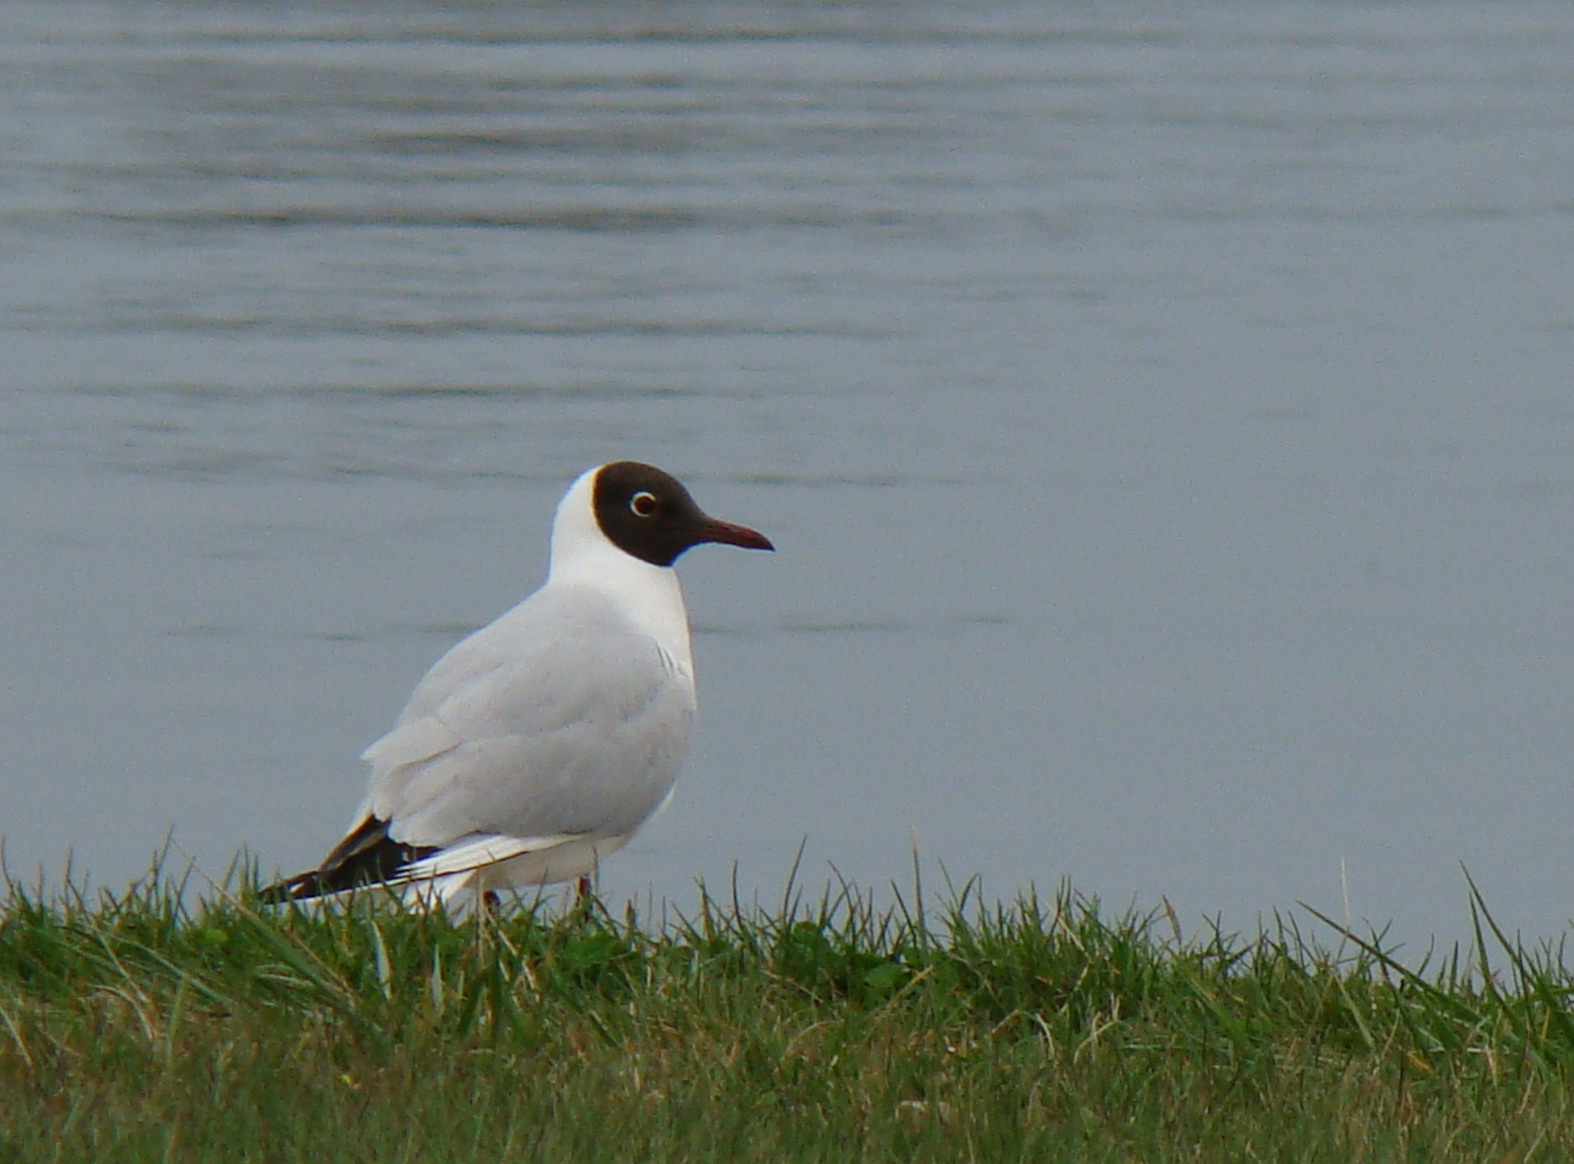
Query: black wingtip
xmin=257 ymin=816 xmax=439 ymax=904
xmin=255 ymin=870 xmax=329 ymax=905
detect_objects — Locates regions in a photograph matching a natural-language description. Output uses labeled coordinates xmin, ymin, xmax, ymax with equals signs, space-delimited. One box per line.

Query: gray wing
xmin=356 ymin=586 xmax=695 ymax=851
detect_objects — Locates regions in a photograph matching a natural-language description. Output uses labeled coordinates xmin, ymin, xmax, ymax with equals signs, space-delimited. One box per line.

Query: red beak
xmin=694 ymin=516 xmax=774 ymax=552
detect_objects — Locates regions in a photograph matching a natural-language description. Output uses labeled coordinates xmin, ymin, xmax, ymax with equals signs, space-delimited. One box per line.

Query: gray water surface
xmin=5 ymin=0 xmax=1574 ymax=949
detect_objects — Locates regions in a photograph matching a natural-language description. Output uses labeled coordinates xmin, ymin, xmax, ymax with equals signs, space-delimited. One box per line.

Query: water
xmin=4 ymin=0 xmax=1573 ymax=949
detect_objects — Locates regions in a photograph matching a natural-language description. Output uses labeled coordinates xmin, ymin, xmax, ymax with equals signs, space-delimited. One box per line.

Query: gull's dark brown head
xmin=592 ymin=461 xmax=774 ymax=568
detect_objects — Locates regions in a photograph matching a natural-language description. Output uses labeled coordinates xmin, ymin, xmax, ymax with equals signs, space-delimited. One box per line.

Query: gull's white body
xmin=352 ymin=466 xmax=697 ymax=903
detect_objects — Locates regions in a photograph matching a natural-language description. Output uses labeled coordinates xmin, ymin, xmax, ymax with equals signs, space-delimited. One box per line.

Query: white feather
xmin=362 ymin=584 xmax=696 ymax=849
xmin=270 ymin=461 xmax=769 ymax=907
xmin=346 ymin=466 xmax=696 ymax=895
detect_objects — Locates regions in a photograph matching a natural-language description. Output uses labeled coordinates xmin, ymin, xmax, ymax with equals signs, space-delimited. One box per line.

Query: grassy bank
xmin=3 ymin=868 xmax=1574 ymax=1162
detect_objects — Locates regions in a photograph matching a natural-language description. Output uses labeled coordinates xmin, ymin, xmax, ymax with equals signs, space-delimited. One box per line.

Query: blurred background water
xmin=4 ymin=0 xmax=1573 ymax=949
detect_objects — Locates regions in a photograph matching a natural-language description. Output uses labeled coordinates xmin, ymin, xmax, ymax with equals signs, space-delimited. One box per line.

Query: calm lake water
xmin=4 ymin=0 xmax=1573 ymax=949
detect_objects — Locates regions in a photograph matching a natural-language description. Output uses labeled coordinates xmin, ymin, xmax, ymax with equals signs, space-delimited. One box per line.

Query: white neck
xmin=547 ymin=466 xmax=694 ymax=672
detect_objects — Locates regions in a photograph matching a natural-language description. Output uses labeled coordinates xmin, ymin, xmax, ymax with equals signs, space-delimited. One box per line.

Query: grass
xmin=3 ymin=861 xmax=1574 ymax=1162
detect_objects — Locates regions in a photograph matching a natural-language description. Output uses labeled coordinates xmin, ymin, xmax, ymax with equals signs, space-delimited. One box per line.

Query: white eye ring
xmin=630 ymin=490 xmax=658 ymax=517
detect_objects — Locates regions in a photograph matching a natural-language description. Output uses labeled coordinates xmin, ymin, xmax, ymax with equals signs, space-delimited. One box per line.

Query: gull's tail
xmin=258 ymin=814 xmax=437 ymax=903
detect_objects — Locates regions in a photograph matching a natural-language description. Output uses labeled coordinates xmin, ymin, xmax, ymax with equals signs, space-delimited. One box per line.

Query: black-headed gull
xmin=262 ymin=461 xmax=772 ymax=906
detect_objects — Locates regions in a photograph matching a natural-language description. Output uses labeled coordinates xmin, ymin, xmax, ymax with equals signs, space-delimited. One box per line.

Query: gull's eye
xmin=630 ymin=490 xmax=659 ymax=518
